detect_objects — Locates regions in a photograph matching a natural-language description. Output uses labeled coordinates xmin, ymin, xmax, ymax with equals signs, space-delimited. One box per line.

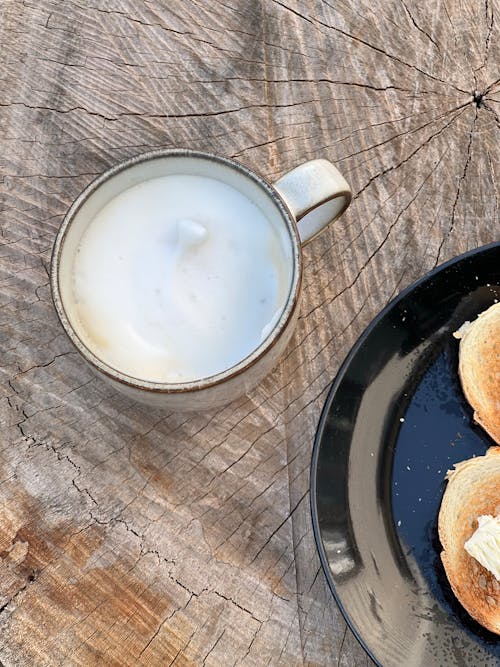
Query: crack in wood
xmin=434 ymin=107 xmax=477 ymax=266
xmin=271 ymin=0 xmax=470 ymax=94
xmin=202 ymin=629 xmax=226 ymax=666
xmin=339 ymin=100 xmax=470 ymax=164
xmin=400 ymin=0 xmax=441 ymax=52
xmin=482 ymin=0 xmax=494 ymax=71
xmin=0 ymin=568 xmax=39 ymax=622
xmin=248 ymin=489 xmax=308 ymax=566
xmin=336 ymin=626 xmax=348 ymax=667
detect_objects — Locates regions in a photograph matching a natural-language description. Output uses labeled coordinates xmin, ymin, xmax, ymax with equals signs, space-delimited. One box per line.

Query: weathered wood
xmin=0 ymin=0 xmax=498 ymax=664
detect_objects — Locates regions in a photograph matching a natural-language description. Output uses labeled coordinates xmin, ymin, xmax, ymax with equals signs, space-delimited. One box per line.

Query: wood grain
xmin=0 ymin=1 xmax=498 ymax=664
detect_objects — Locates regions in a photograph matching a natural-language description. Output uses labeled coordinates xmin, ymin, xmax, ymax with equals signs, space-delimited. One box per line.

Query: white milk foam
xmin=71 ymin=174 xmax=292 ymax=382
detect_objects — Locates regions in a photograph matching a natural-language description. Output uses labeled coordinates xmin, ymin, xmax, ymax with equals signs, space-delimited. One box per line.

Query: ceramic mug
xmin=51 ymin=149 xmax=351 ymax=410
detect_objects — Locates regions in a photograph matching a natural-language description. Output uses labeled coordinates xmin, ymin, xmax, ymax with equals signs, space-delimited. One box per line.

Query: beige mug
xmin=51 ymin=149 xmax=351 ymax=410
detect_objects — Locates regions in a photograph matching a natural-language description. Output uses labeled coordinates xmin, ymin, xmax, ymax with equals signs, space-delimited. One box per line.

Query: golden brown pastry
xmin=454 ymin=302 xmax=500 ymax=444
xmin=438 ymin=448 xmax=500 ymax=634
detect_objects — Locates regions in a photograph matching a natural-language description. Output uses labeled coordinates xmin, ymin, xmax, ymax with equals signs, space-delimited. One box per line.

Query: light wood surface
xmin=1 ymin=1 xmax=498 ymax=665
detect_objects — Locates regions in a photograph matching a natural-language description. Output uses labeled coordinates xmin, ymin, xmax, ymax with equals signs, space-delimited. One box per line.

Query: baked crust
xmin=438 ymin=447 xmax=500 ymax=634
xmin=457 ymin=302 xmax=500 ymax=444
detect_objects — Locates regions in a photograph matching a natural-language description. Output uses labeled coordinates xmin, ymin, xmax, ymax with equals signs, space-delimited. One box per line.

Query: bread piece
xmin=455 ymin=302 xmax=500 ymax=444
xmin=438 ymin=448 xmax=500 ymax=633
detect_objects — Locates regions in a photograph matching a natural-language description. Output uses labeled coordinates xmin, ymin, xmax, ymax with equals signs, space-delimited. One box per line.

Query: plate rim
xmin=310 ymin=241 xmax=500 ymax=666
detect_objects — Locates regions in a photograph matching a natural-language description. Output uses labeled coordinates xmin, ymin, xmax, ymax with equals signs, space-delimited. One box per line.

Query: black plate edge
xmin=309 ymin=242 xmax=500 ymax=666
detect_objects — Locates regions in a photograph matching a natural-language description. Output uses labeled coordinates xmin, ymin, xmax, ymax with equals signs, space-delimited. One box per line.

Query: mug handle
xmin=273 ymin=159 xmax=352 ymax=245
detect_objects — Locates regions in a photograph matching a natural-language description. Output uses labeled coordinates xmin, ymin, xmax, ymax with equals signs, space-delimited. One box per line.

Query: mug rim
xmin=50 ymin=148 xmax=303 ymax=394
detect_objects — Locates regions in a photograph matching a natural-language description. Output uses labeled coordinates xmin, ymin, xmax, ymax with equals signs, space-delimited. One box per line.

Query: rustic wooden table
xmin=1 ymin=1 xmax=498 ymax=665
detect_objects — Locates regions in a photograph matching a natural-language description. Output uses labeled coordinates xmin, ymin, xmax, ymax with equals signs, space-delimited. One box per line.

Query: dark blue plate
xmin=311 ymin=243 xmax=500 ymax=666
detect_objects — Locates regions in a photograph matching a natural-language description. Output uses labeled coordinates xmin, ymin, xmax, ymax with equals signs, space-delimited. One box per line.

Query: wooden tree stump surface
xmin=1 ymin=1 xmax=498 ymax=665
